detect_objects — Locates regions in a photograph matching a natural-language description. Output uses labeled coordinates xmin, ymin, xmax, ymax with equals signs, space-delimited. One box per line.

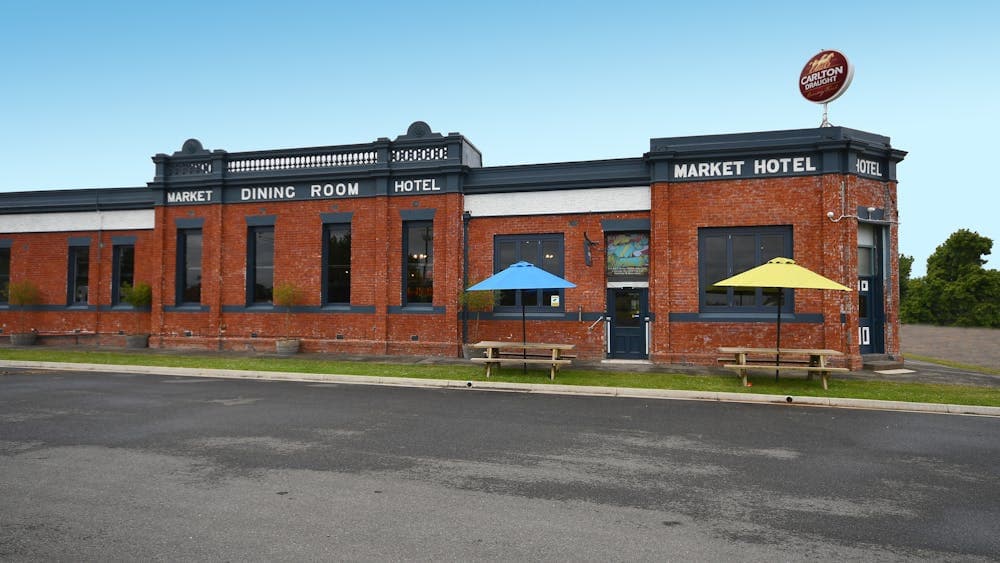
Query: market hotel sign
xmin=673 ymin=156 xmax=818 ymax=179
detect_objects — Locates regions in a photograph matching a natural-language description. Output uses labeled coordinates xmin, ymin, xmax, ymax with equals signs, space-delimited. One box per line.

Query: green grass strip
xmin=2 ymin=348 xmax=998 ymax=408
xmin=904 ymin=353 xmax=1000 ymax=376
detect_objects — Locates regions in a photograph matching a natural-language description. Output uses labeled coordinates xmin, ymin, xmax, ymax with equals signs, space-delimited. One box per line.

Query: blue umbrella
xmin=466 ymin=261 xmax=576 ymax=351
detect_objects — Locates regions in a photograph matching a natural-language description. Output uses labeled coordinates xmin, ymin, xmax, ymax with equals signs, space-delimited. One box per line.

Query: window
xmin=324 ymin=223 xmax=351 ymax=304
xmin=247 ymin=226 xmax=274 ymax=304
xmin=858 ymin=223 xmax=876 ymax=276
xmin=112 ymin=245 xmax=135 ymax=306
xmin=177 ymin=229 xmax=202 ymax=305
xmin=0 ymin=246 xmax=10 ymax=304
xmin=494 ymin=234 xmax=565 ymax=311
xmin=404 ymin=221 xmax=433 ymax=305
xmin=699 ymin=226 xmax=792 ymax=312
xmin=68 ymin=245 xmax=90 ymax=306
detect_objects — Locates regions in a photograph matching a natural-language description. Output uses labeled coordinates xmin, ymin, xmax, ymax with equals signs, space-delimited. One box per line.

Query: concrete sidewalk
xmin=2 ymin=323 xmax=998 ymax=416
xmin=2 ymin=357 xmax=998 ymax=418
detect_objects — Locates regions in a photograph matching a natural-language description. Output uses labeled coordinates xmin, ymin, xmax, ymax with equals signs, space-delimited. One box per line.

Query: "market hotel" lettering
xmin=673 ymin=156 xmax=818 ymax=179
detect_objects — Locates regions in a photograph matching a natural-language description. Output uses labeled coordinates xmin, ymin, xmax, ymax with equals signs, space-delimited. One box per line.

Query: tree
xmin=900 ymin=229 xmax=1000 ymax=327
xmin=926 ymin=229 xmax=992 ymax=282
xmin=898 ymin=254 xmax=913 ymax=303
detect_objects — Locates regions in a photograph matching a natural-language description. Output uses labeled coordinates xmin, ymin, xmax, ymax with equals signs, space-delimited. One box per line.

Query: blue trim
xmin=601 ymin=219 xmax=650 ymax=232
xmin=0 ymin=239 xmax=13 ymax=249
xmin=646 ymin=126 xmax=906 ymax=183
xmin=464 ymin=158 xmax=648 ymax=193
xmin=221 ymin=304 xmax=376 ymax=314
xmin=246 ymin=215 xmax=276 ymax=226
xmin=9 ymin=304 xmax=97 ymax=312
xmin=163 ymin=305 xmax=210 ymax=312
xmin=399 ymin=209 xmax=436 ymax=221
xmin=388 ymin=305 xmax=445 ymax=314
xmin=68 ymin=237 xmax=91 ymax=247
xmin=321 ymin=212 xmax=354 ymax=223
xmin=97 ymin=304 xmax=151 ymax=312
xmin=175 ymin=218 xmax=204 ymax=229
xmin=471 ymin=311 xmax=606 ymax=321
xmin=0 ymin=187 xmax=153 ymax=215
xmin=322 ymin=305 xmax=375 ymax=314
xmin=669 ymin=312 xmax=824 ymax=323
xmin=111 ymin=235 xmax=137 ymax=245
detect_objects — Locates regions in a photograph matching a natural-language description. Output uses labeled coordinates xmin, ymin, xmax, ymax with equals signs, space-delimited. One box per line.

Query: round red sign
xmin=799 ymin=50 xmax=854 ymax=104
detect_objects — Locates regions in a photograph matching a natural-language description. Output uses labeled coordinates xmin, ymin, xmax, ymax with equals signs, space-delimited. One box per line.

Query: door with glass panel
xmin=857 ymin=223 xmax=884 ymax=354
xmin=607 ymin=288 xmax=648 ymax=359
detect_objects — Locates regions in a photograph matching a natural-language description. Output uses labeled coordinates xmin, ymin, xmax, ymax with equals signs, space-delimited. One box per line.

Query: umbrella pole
xmin=775 ymin=289 xmax=782 ymax=381
xmin=522 ymin=302 xmax=527 ymax=373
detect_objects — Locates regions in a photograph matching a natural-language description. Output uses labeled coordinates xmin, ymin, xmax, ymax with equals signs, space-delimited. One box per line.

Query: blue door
xmin=858 ymin=224 xmax=884 ymax=354
xmin=608 ymin=288 xmax=648 ymax=359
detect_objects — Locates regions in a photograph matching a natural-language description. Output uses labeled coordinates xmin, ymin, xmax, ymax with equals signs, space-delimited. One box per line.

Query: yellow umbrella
xmin=712 ymin=257 xmax=852 ymax=292
xmin=712 ymin=257 xmax=851 ymax=378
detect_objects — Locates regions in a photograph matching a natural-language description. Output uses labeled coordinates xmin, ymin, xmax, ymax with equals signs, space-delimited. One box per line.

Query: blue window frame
xmin=177 ymin=229 xmax=202 ymax=305
xmin=403 ymin=221 xmax=433 ymax=306
xmin=699 ymin=226 xmax=793 ymax=313
xmin=323 ymin=222 xmax=351 ymax=305
xmin=493 ymin=234 xmax=565 ymax=312
xmin=112 ymin=244 xmax=135 ymax=306
xmin=68 ymin=244 xmax=90 ymax=306
xmin=0 ymin=245 xmax=10 ymax=305
xmin=247 ymin=226 xmax=275 ymax=305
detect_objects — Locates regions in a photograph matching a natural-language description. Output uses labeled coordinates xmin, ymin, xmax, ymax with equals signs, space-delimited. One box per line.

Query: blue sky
xmin=2 ymin=0 xmax=997 ymax=275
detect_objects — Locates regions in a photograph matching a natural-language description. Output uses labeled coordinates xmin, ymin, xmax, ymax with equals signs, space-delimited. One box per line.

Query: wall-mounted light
xmin=827 ymin=206 xmax=877 ymax=223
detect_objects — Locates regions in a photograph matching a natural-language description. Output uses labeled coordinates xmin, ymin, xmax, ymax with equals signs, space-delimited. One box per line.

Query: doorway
xmin=858 ymin=223 xmax=885 ymax=354
xmin=607 ymin=288 xmax=648 ymax=359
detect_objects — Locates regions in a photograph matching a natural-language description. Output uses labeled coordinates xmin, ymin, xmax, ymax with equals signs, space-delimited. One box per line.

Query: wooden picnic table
xmin=718 ymin=346 xmax=848 ymax=389
xmin=469 ymin=341 xmax=575 ymax=380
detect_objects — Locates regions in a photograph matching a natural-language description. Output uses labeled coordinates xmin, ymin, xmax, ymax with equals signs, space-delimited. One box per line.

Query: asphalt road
xmin=2 ymin=369 xmax=998 ymax=561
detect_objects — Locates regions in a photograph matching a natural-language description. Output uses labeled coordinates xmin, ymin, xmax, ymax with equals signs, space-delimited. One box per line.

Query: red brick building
xmin=0 ymin=122 xmax=905 ymax=369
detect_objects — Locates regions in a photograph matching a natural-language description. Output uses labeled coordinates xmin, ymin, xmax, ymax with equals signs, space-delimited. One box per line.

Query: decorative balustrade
xmin=227 ymin=150 xmax=379 ymax=173
xmin=163 ymin=142 xmax=457 ymax=179
xmin=391 ymin=146 xmax=448 ymax=162
xmin=168 ymin=161 xmax=213 ymax=176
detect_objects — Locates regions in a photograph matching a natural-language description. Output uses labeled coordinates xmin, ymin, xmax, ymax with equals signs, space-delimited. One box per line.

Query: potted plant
xmin=459 ymin=288 xmax=495 ymax=358
xmin=272 ymin=282 xmax=303 ymax=355
xmin=121 ymin=281 xmax=153 ymax=348
xmin=7 ymin=280 xmax=41 ymax=346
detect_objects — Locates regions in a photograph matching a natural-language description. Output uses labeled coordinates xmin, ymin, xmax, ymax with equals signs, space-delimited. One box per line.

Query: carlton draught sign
xmin=799 ymin=50 xmax=854 ymax=104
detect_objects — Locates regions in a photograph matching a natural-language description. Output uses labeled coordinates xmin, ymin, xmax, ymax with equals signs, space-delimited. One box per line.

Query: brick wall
xmin=650 ymin=174 xmax=899 ymax=369
xmin=150 ymin=193 xmax=465 ymax=355
xmin=0 ymin=229 xmax=155 ymax=336
xmin=465 ymin=211 xmax=648 ymax=359
xmin=2 ymin=172 xmax=899 ymax=369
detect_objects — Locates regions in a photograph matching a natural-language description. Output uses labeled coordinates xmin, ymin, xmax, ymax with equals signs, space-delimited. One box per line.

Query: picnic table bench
xmin=469 ymin=341 xmax=575 ymax=380
xmin=718 ymin=347 xmax=848 ymax=389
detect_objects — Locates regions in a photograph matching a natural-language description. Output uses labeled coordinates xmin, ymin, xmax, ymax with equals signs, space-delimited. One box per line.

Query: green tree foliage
xmin=901 ymin=229 xmax=1000 ymax=327
xmin=898 ymin=254 xmax=913 ymax=303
